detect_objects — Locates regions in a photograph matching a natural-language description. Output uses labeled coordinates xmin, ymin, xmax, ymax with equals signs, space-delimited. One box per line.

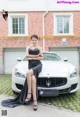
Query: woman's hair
xmin=31 ymin=34 xmax=39 ymax=40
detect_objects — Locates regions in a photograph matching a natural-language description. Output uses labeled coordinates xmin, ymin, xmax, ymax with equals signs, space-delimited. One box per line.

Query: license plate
xmin=39 ymin=89 xmax=59 ymax=97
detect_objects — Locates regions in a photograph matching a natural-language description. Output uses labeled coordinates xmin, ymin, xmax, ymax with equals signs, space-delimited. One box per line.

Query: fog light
xmin=40 ymin=90 xmax=44 ymax=95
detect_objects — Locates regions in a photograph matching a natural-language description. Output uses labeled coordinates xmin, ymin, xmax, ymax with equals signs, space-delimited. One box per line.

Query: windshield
xmin=43 ymin=53 xmax=61 ymax=61
xmin=23 ymin=53 xmax=61 ymax=61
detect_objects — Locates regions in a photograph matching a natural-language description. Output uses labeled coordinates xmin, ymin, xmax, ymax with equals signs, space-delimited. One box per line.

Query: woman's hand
xmin=28 ymin=58 xmax=33 ymax=60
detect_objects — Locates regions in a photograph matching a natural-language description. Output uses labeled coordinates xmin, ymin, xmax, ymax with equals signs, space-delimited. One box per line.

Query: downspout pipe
xmin=42 ymin=11 xmax=48 ymax=52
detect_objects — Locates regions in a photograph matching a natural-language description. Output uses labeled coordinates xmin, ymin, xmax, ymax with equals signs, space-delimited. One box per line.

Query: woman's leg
xmin=25 ymin=69 xmax=33 ymax=101
xmin=31 ymin=75 xmax=37 ymax=105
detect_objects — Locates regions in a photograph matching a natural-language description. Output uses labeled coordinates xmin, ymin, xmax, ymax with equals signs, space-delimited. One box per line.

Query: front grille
xmin=37 ymin=77 xmax=67 ymax=88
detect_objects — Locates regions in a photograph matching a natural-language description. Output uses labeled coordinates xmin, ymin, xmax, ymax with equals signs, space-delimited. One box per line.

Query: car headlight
xmin=15 ymin=72 xmax=25 ymax=78
xmin=70 ymin=68 xmax=77 ymax=78
xmin=14 ymin=68 xmax=25 ymax=78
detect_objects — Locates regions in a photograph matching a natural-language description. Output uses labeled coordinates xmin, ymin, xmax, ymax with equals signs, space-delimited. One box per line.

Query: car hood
xmin=41 ymin=61 xmax=74 ymax=77
xmin=14 ymin=60 xmax=75 ymax=77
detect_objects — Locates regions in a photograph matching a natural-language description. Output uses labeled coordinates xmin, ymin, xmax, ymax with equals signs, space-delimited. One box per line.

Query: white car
xmin=12 ymin=52 xmax=79 ymax=97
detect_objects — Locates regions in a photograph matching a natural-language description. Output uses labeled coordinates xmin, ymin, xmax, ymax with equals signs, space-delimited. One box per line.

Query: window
xmin=54 ymin=13 xmax=73 ymax=35
xmin=12 ymin=17 xmax=25 ymax=34
xmin=8 ymin=13 xmax=28 ymax=36
xmin=57 ymin=16 xmax=69 ymax=34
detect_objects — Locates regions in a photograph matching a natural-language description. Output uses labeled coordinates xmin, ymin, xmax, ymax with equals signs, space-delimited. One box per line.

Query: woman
xmin=1 ymin=34 xmax=43 ymax=111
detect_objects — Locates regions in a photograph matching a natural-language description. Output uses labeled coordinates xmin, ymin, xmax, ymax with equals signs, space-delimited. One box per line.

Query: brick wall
xmin=73 ymin=12 xmax=80 ymax=34
xmin=0 ymin=13 xmax=8 ymax=36
xmin=0 ymin=11 xmax=80 ymax=54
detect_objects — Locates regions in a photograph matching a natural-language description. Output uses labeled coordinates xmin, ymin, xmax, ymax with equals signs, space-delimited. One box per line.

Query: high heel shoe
xmin=25 ymin=93 xmax=32 ymax=105
xmin=33 ymin=100 xmax=38 ymax=111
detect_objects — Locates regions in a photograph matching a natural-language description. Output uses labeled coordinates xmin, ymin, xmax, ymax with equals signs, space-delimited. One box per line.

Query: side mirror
xmin=63 ymin=58 xmax=68 ymax=62
xmin=17 ymin=57 xmax=22 ymax=62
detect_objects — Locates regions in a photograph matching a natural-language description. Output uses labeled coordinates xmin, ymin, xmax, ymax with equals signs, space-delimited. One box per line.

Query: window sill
xmin=53 ymin=33 xmax=74 ymax=37
xmin=8 ymin=34 xmax=29 ymax=36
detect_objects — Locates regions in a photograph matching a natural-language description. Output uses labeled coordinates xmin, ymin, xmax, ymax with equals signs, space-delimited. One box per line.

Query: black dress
xmin=1 ymin=48 xmax=42 ymax=108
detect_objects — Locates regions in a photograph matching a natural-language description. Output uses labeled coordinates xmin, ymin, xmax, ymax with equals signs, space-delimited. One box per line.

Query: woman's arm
xmin=28 ymin=47 xmax=43 ymax=60
xmin=26 ymin=46 xmax=40 ymax=58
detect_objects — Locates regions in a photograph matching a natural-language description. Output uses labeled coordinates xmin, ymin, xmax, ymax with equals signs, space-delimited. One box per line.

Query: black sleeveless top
xmin=28 ymin=48 xmax=41 ymax=69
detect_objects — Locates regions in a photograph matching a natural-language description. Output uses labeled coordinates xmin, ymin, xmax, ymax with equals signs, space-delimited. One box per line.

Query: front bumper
xmin=38 ymin=84 xmax=78 ymax=97
xmin=12 ymin=75 xmax=79 ymax=96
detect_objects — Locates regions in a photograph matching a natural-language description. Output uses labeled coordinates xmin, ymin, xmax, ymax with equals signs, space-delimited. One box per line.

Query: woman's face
xmin=31 ymin=37 xmax=38 ymax=46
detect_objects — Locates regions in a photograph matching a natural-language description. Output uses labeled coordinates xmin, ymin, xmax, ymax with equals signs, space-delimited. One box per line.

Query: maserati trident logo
xmin=46 ymin=79 xmax=51 ymax=87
